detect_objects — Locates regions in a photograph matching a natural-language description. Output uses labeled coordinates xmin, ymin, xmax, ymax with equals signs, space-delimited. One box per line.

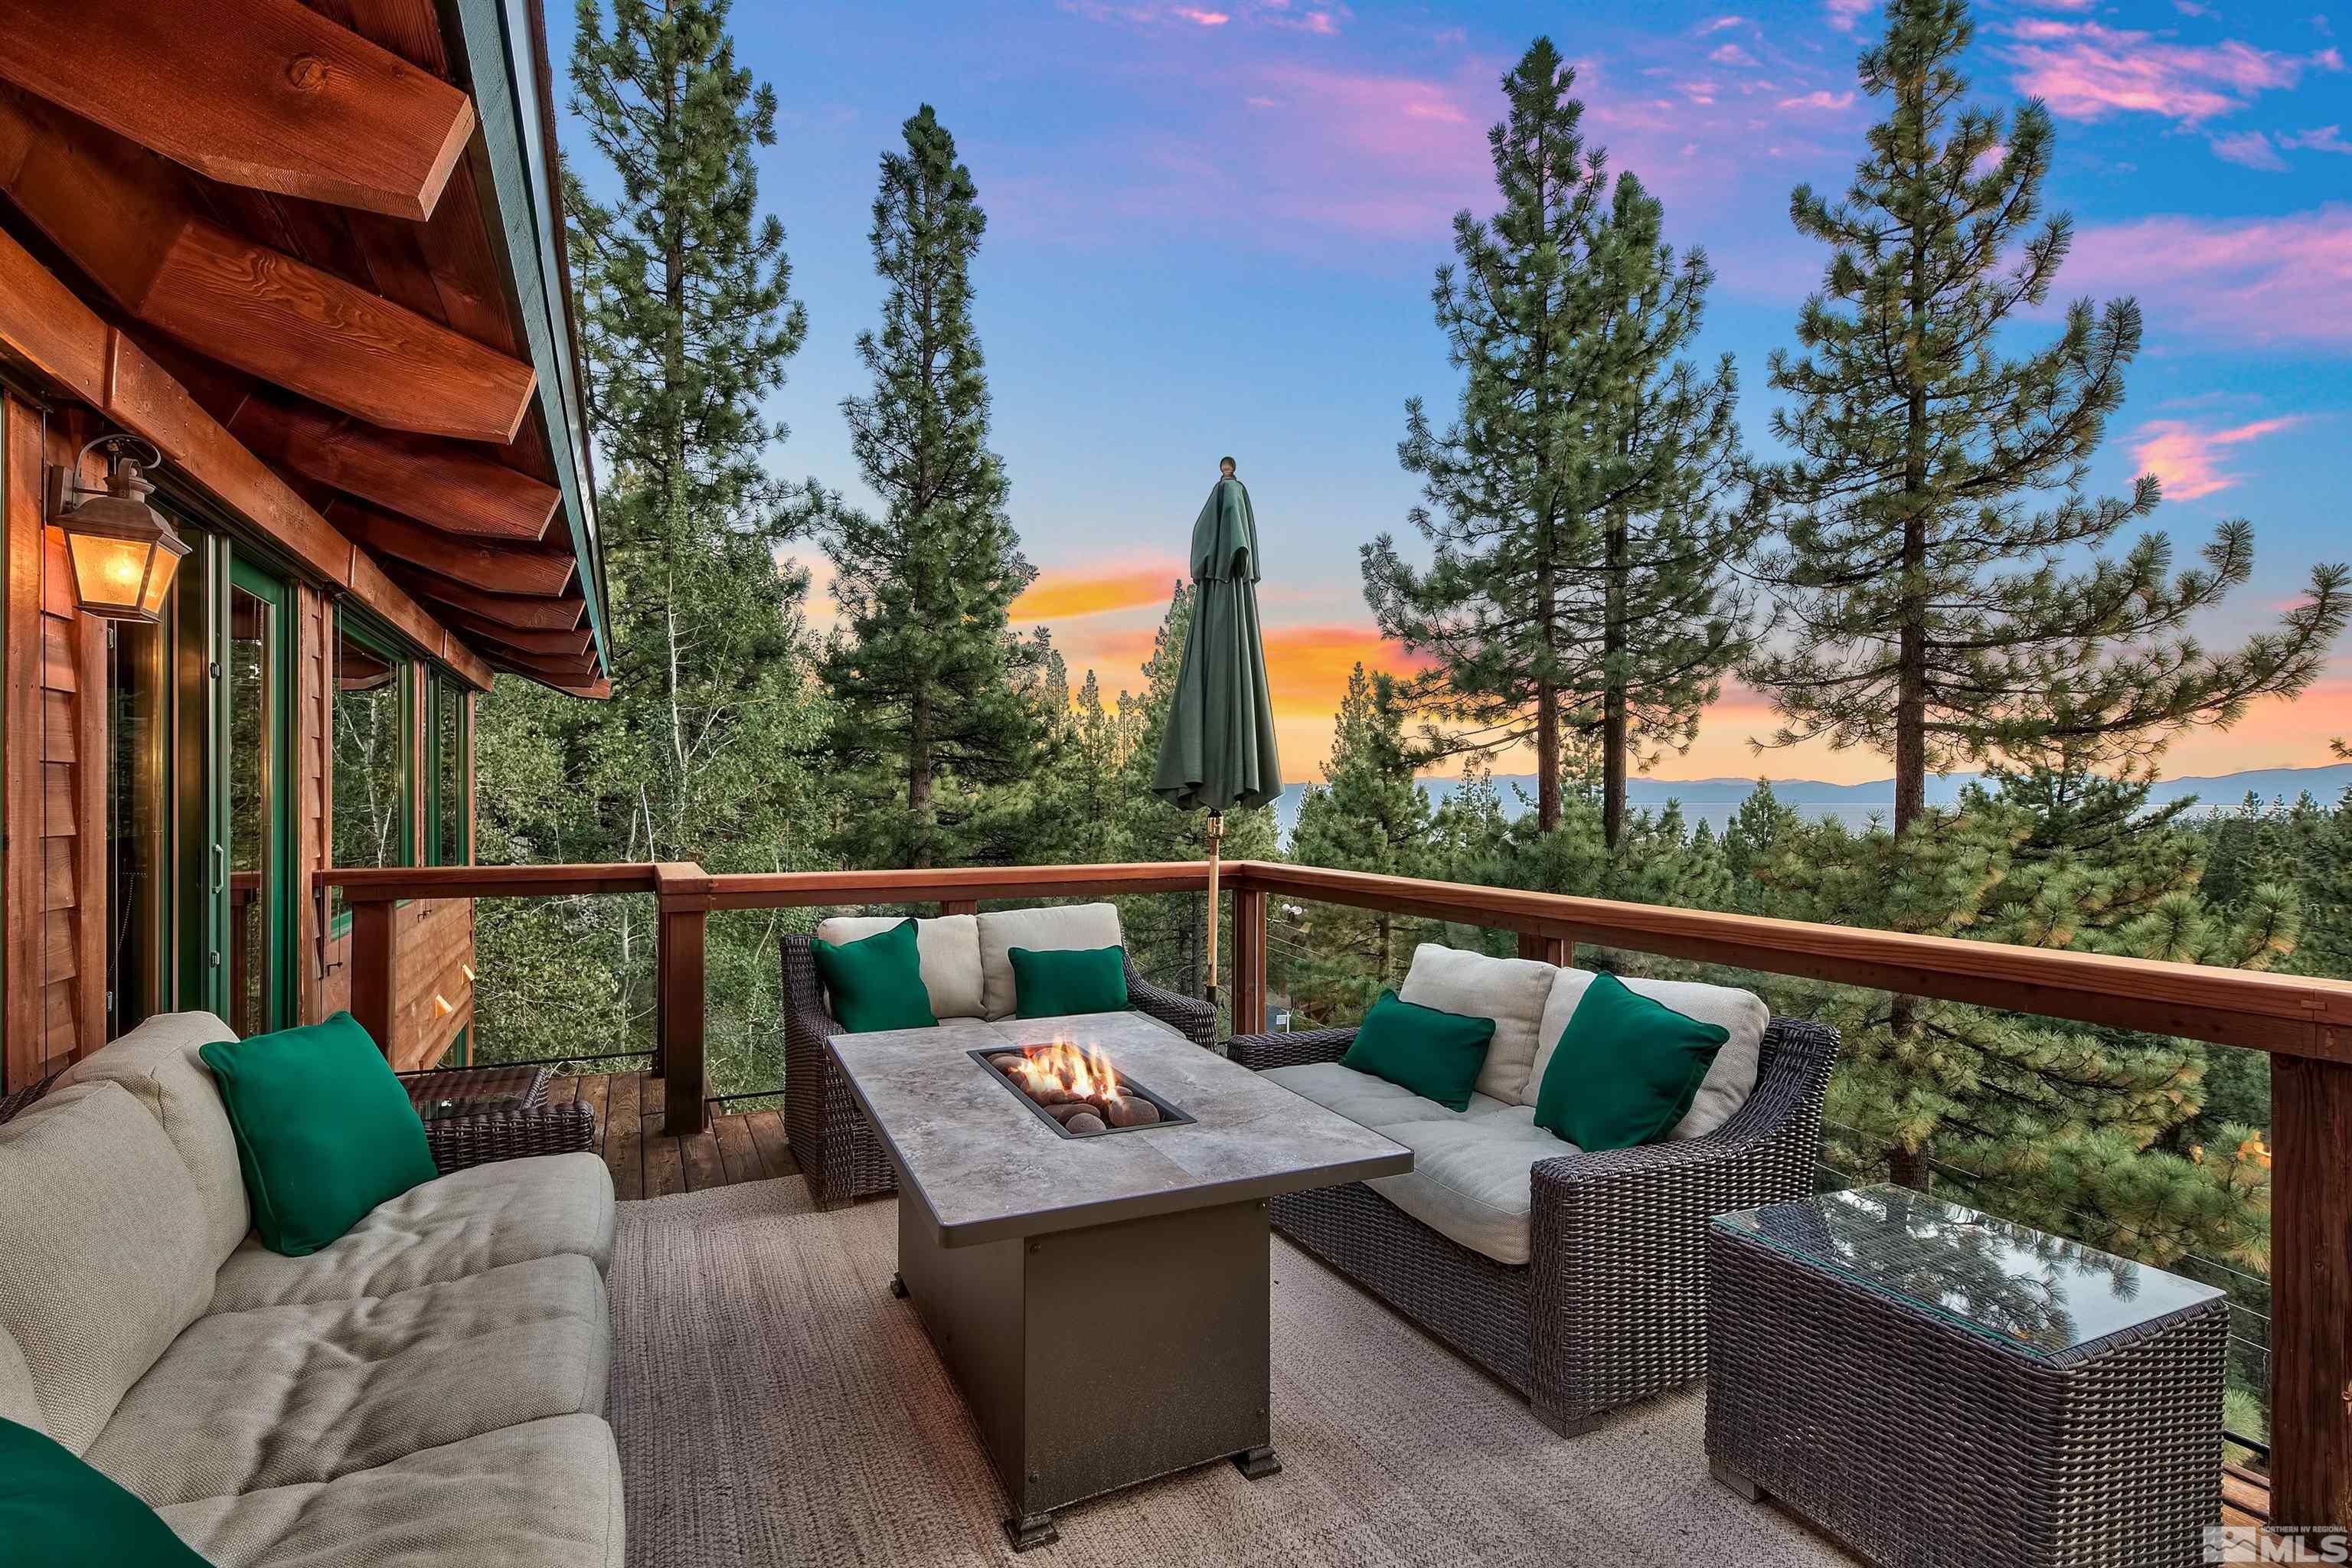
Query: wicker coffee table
xmin=1707 ymin=1184 xmax=2228 ymax=1568
xmin=403 ymin=1061 xmax=551 ymax=1121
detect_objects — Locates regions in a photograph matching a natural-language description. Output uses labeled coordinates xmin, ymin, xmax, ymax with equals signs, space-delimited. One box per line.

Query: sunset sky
xmin=555 ymin=0 xmax=2352 ymax=785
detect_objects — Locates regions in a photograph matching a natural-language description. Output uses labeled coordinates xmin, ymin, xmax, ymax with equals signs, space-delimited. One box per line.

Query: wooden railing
xmin=321 ymin=857 xmax=2352 ymax=1529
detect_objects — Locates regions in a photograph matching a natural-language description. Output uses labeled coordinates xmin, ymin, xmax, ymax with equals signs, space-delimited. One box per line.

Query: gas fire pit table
xmin=826 ymin=1010 xmax=1413 ymax=1551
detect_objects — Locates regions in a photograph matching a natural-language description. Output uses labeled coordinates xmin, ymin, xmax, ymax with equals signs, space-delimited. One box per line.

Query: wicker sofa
xmin=0 ymin=1011 xmax=622 ymax=1566
xmin=1228 ymin=945 xmax=1837 ymax=1436
xmin=782 ymin=902 xmax=1216 ymax=1205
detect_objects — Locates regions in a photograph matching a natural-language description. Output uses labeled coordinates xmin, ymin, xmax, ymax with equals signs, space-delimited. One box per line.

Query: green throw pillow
xmin=1341 ymin=989 xmax=1494 ymax=1112
xmin=0 ymin=1417 xmax=211 ymax=1566
xmin=812 ymin=918 xmax=938 ymax=1031
xmin=199 ymin=1011 xmax=438 ymax=1257
xmin=1533 ymin=970 xmax=1730 ymax=1152
xmin=1011 ymin=944 xmax=1129 ymax=1018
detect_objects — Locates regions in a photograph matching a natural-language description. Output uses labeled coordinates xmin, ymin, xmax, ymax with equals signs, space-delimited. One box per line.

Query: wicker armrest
xmin=423 ymin=1100 xmax=596 ymax=1177
xmin=1125 ymin=961 xmax=1216 ymax=1049
xmin=1226 ymin=1027 xmax=1357 ymax=1072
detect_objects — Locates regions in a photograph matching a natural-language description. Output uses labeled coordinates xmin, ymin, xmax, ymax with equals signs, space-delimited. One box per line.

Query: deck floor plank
xmin=743 ymin=1108 xmax=798 ymax=1180
xmin=603 ymin=1071 xmax=643 ymax=1200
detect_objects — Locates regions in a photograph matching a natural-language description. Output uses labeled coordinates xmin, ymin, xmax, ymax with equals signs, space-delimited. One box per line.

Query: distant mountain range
xmin=1268 ymin=763 xmax=2352 ymax=841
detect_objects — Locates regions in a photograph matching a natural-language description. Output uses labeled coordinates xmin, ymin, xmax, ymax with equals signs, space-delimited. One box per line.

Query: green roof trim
xmin=448 ymin=0 xmax=612 ymax=678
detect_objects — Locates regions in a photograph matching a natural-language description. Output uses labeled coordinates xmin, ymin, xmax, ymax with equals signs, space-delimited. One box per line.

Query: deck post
xmin=348 ymin=894 xmax=400 ymax=1055
xmin=2269 ymin=1054 xmax=2352 ymax=1536
xmin=1231 ymin=884 xmax=1267 ymax=1036
xmin=1517 ymin=932 xmax=1568 ymax=966
xmin=655 ymin=862 xmax=711 ymax=1138
xmin=941 ymin=899 xmax=978 ymax=917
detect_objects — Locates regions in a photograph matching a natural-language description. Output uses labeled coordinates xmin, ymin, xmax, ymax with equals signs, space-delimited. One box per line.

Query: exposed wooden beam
xmin=228 ymin=395 xmax=557 ymax=541
xmin=0 ymin=0 xmax=475 ymax=221
xmin=335 ymin=500 xmax=575 ymax=597
xmin=436 ymin=608 xmax=593 ymax=659
xmin=0 ymin=87 xmax=536 ymax=442
xmin=383 ymin=566 xmax=586 ymax=631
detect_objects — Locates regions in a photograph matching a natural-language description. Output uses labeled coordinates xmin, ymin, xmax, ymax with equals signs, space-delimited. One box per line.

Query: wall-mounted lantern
xmin=47 ymin=435 xmax=189 ymax=623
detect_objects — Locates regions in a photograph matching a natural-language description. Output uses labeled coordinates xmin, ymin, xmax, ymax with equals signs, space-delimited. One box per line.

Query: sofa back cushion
xmin=1527 ymin=969 xmax=1769 ymax=1137
xmin=1396 ymin=943 xmax=1560 ymax=1102
xmin=0 ymin=1326 xmax=38 ymax=1432
xmin=0 ymin=1081 xmax=214 ymax=1453
xmin=57 ymin=1010 xmax=250 ymax=1267
xmin=816 ymin=913 xmax=984 ymax=1020
xmin=976 ymin=903 xmax=1123 ymax=1021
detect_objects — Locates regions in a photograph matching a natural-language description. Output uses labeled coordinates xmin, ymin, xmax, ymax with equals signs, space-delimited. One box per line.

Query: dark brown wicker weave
xmin=781 ymin=932 xmax=1218 ymax=1207
xmin=401 ymin=1061 xmax=552 ymax=1119
xmin=417 ymin=1100 xmax=597 ymax=1175
xmin=1706 ymin=1200 xmax=2227 ymax=1567
xmin=0 ymin=1070 xmax=59 ymax=1126
xmin=1227 ymin=1015 xmax=1838 ymax=1434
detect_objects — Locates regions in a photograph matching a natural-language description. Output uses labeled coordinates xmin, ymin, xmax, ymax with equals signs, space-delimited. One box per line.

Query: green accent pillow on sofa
xmin=1341 ymin=989 xmax=1495 ymax=1112
xmin=0 ymin=1416 xmax=211 ymax=1566
xmin=1532 ymin=970 xmax=1730 ymax=1152
xmin=1010 ymin=944 xmax=1129 ymax=1018
xmin=812 ymin=917 xmax=938 ymax=1031
xmin=198 ymin=1011 xmax=438 ymax=1257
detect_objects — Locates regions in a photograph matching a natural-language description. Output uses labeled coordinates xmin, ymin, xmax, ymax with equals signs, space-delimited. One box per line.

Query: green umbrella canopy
xmin=1152 ymin=475 xmax=1282 ymax=813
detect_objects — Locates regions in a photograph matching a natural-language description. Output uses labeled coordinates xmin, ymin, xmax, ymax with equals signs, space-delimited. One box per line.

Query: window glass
xmin=332 ymin=620 xmax=408 ymax=913
xmin=431 ymin=678 xmax=468 ymax=866
xmin=106 ymin=617 xmax=170 ymax=1034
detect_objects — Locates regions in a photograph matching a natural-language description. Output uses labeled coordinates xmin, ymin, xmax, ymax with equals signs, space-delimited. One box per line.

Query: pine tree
xmin=1747 ymin=0 xmax=2347 ymax=835
xmin=809 ymin=106 xmax=1050 ymax=870
xmin=1557 ymin=174 xmax=1757 ymax=848
xmin=1289 ymin=665 xmax=1435 ymax=1017
xmin=1744 ymin=0 xmax=2347 ymax=1187
xmin=473 ymin=0 xmax=825 ymax=1089
xmin=1364 ymin=38 xmax=1611 ymax=833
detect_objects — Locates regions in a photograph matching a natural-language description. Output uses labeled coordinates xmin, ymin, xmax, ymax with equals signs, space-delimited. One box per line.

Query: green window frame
xmin=425 ymin=675 xmax=472 ymax=867
xmin=328 ymin=611 xmax=413 ymax=932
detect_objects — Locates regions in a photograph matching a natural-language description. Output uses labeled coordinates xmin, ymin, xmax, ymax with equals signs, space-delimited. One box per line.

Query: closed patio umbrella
xmin=1152 ymin=462 xmax=1282 ymax=1015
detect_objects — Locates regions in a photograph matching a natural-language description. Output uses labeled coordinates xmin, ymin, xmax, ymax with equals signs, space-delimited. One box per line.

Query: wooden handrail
xmin=318 ymin=853 xmax=2352 ymax=1524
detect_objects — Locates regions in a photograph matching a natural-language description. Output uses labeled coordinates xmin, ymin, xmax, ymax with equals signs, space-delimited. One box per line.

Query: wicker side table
xmin=403 ymin=1062 xmax=552 ymax=1121
xmin=1707 ymin=1184 xmax=2228 ymax=1568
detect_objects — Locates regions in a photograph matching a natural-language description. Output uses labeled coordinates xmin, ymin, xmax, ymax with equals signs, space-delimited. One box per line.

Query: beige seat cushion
xmin=1527 ymin=969 xmax=1769 ymax=1138
xmin=1264 ymin=1060 xmax=1567 ymax=1266
xmin=0 ymin=1080 xmax=214 ymax=1453
xmin=211 ymin=1152 xmax=615 ymax=1313
xmin=155 ymin=1414 xmax=625 ymax=1568
xmin=975 ymin=903 xmax=1124 ymax=1020
xmin=1364 ymin=1109 xmax=1576 ymax=1267
xmin=58 ymin=1009 xmax=250 ymax=1267
xmin=1396 ymin=942 xmax=1560 ymax=1102
xmin=0 ymin=1323 xmax=40 ymax=1432
xmin=815 ymin=913 xmax=984 ymax=1020
xmin=89 ymin=1254 xmax=611 ymax=1507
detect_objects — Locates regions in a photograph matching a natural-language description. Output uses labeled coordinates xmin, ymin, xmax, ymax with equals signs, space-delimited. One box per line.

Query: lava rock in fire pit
xmin=988 ymin=1054 xmax=1027 ymax=1074
xmin=1044 ymin=1100 xmax=1096 ymax=1124
xmin=1063 ymin=1111 xmax=1107 ymax=1135
xmin=1104 ymin=1094 xmax=1161 ymax=1129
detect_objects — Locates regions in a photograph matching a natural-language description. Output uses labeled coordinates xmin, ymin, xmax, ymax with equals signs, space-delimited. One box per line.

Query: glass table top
xmin=1714 ymin=1184 xmax=2224 ymax=1357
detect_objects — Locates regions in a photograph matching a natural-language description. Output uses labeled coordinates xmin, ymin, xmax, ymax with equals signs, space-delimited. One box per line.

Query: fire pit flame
xmin=1016 ymin=1037 xmax=1125 ymax=1105
xmin=981 ymin=1037 xmax=1179 ymax=1137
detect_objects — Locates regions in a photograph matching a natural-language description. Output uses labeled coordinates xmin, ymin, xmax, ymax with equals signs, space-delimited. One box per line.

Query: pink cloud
xmin=2066 ymin=205 xmax=2352 ymax=346
xmin=1778 ymin=90 xmax=1856 ymax=110
xmin=2002 ymin=19 xmax=2341 ymax=126
xmin=1699 ymin=15 xmax=1747 ymax=33
xmin=1825 ymin=0 xmax=1874 ymax=34
xmin=2210 ymin=128 xmax=2287 ymax=168
xmin=1710 ymin=42 xmax=1757 ymax=66
xmin=1171 ymin=5 xmax=1230 ymax=23
xmin=2285 ymin=124 xmax=2352 ymax=152
xmin=2131 ymin=417 xmax=2301 ymax=501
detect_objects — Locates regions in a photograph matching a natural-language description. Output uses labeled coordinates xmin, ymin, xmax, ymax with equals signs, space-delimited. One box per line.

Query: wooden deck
xmin=553 ymin=1070 xmax=795 ymax=1200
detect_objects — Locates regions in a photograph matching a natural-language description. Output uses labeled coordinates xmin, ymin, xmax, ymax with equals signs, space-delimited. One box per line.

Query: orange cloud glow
xmin=2132 ymin=416 xmax=2299 ymax=501
xmin=1011 ymin=566 xmax=1183 ymax=622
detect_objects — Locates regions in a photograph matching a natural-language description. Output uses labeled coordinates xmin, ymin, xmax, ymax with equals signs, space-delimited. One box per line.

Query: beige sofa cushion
xmin=0 ymin=1081 xmax=214 ymax=1452
xmin=59 ymin=1009 xmax=250 ymax=1266
xmin=976 ymin=903 xmax=1123 ymax=1020
xmin=815 ymin=913 xmax=984 ymax=1020
xmin=211 ymin=1152 xmax=615 ymax=1313
xmin=1397 ymin=942 xmax=1560 ymax=1102
xmin=155 ymin=1413 xmax=626 ymax=1568
xmin=1527 ymin=969 xmax=1769 ymax=1137
xmin=88 ymin=1254 xmax=611 ymax=1507
xmin=0 ymin=1323 xmax=40 ymax=1431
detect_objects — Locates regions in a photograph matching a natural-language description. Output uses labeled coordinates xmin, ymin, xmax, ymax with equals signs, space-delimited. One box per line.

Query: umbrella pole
xmin=1204 ymin=810 xmax=1224 ymax=1016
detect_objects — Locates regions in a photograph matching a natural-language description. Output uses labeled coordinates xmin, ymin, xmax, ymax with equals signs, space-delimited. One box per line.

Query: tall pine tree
xmin=1364 ymin=38 xmax=1610 ymax=833
xmin=474 ymin=0 xmax=825 ymax=1087
xmin=1744 ymin=0 xmax=2347 ymax=1187
xmin=810 ymin=106 xmax=1050 ymax=870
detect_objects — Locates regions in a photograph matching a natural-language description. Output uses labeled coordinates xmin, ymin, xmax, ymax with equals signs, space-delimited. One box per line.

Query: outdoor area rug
xmin=608 ymin=1177 xmax=1858 ymax=1567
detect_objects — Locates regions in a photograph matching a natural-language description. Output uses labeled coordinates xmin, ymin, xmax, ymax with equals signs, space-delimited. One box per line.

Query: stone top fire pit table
xmin=826 ymin=1010 xmax=1413 ymax=1550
